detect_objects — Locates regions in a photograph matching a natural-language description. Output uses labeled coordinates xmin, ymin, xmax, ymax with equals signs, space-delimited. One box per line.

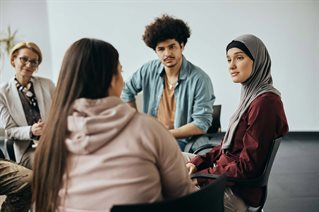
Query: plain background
xmin=0 ymin=0 xmax=318 ymax=132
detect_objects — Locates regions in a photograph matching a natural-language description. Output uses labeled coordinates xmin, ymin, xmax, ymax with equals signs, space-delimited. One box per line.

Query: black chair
xmin=0 ymin=128 xmax=5 ymax=159
xmin=192 ymin=137 xmax=282 ymax=212
xmin=111 ymin=174 xmax=226 ymax=212
xmin=0 ymin=149 xmax=4 ymax=159
xmin=206 ymin=104 xmax=222 ymax=135
xmin=4 ymin=139 xmax=16 ymax=161
xmin=184 ymin=104 xmax=222 ymax=153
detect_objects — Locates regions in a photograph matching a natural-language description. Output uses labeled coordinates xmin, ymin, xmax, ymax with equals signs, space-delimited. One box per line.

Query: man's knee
xmin=0 ymin=160 xmax=32 ymax=195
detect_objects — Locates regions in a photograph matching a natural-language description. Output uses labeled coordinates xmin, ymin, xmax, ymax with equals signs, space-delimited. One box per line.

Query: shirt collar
xmin=157 ymin=55 xmax=190 ymax=81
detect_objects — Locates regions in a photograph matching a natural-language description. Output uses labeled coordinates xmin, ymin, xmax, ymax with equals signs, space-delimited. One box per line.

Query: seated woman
xmin=0 ymin=41 xmax=55 ymax=211
xmin=185 ymin=34 xmax=289 ymax=212
xmin=32 ymin=38 xmax=197 ymax=212
xmin=0 ymin=41 xmax=55 ymax=168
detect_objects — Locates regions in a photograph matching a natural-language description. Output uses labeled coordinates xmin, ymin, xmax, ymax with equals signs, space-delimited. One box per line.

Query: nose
xmin=25 ymin=61 xmax=33 ymax=67
xmin=163 ymin=48 xmax=172 ymax=57
xmin=163 ymin=49 xmax=168 ymax=57
xmin=228 ymin=60 xmax=235 ymax=70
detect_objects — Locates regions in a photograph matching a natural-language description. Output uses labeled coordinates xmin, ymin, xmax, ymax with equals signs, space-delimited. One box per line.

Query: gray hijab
xmin=222 ymin=34 xmax=281 ymax=150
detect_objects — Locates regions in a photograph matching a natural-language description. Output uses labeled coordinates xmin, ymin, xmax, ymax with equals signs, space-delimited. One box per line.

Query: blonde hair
xmin=10 ymin=41 xmax=42 ymax=65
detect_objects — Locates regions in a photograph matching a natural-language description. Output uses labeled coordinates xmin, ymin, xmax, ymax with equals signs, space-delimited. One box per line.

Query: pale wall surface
xmin=1 ymin=0 xmax=318 ymax=131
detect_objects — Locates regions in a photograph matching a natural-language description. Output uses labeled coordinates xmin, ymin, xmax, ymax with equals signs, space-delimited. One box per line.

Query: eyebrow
xmin=227 ymin=51 xmax=245 ymax=57
xmin=157 ymin=42 xmax=176 ymax=49
xmin=19 ymin=55 xmax=38 ymax=60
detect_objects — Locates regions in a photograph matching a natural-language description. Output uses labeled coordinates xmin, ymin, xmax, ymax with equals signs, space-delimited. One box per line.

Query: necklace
xmin=15 ymin=78 xmax=37 ymax=107
xmin=166 ymin=77 xmax=178 ymax=90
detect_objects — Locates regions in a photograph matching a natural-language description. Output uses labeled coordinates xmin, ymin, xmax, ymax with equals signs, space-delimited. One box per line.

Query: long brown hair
xmin=32 ymin=38 xmax=119 ymax=211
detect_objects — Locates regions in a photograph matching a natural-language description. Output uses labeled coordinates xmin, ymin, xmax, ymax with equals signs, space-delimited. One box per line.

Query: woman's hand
xmin=31 ymin=120 xmax=45 ymax=136
xmin=186 ymin=162 xmax=197 ymax=175
xmin=186 ymin=163 xmax=199 ymax=186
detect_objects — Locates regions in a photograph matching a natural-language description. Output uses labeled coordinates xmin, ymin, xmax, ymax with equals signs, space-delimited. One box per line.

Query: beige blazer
xmin=0 ymin=76 xmax=55 ymax=163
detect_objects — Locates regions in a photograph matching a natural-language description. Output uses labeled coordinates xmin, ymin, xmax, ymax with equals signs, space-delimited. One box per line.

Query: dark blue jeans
xmin=177 ymin=140 xmax=187 ymax=151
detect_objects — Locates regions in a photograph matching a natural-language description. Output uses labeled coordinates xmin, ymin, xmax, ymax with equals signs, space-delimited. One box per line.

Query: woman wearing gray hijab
xmin=185 ymin=34 xmax=288 ymax=211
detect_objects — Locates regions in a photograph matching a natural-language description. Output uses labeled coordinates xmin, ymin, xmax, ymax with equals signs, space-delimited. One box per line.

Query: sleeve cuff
xmin=191 ymin=155 xmax=205 ymax=167
xmin=29 ymin=127 xmax=39 ymax=140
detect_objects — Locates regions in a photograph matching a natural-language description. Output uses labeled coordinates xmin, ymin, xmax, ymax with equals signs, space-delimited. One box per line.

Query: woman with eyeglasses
xmin=0 ymin=41 xmax=55 ymax=211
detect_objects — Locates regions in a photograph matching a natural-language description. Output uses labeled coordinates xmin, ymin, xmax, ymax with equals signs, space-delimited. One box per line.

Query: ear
xmin=180 ymin=43 xmax=185 ymax=51
xmin=10 ymin=57 xmax=16 ymax=67
xmin=107 ymin=75 xmax=117 ymax=96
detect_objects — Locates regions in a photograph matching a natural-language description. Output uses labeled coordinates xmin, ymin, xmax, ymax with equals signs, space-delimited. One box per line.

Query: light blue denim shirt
xmin=121 ymin=56 xmax=215 ymax=142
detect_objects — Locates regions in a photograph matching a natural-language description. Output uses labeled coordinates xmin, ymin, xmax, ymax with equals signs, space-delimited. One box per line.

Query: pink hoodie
xmin=58 ymin=97 xmax=197 ymax=212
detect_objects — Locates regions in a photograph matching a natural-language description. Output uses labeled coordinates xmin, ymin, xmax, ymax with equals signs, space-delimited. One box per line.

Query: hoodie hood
xmin=66 ymin=96 xmax=136 ymax=154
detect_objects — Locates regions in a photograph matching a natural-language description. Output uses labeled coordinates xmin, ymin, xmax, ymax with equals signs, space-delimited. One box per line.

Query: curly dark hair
xmin=143 ymin=14 xmax=191 ymax=50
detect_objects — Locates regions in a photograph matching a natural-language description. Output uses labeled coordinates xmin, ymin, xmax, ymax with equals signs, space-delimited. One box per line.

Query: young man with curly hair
xmin=121 ymin=15 xmax=215 ymax=151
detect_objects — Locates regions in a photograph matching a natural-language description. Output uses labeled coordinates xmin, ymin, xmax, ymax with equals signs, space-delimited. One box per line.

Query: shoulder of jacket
xmin=33 ymin=76 xmax=55 ymax=85
xmin=0 ymin=80 xmax=12 ymax=92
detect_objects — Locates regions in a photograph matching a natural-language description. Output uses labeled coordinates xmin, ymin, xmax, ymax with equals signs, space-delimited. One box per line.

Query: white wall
xmin=1 ymin=0 xmax=318 ymax=131
xmin=0 ymin=0 xmax=52 ymax=80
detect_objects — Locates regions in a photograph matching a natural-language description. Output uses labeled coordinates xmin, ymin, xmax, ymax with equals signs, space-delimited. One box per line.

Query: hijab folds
xmin=222 ymin=34 xmax=281 ymax=150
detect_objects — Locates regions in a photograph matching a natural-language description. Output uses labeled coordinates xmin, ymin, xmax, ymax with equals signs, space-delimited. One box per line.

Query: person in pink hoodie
xmin=32 ymin=38 xmax=197 ymax=212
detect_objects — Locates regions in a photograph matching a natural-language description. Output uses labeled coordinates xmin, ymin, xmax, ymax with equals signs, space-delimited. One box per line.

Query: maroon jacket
xmin=191 ymin=93 xmax=289 ymax=207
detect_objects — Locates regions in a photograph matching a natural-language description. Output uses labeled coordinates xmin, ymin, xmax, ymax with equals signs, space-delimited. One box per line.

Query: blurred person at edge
xmin=0 ymin=41 xmax=55 ymax=211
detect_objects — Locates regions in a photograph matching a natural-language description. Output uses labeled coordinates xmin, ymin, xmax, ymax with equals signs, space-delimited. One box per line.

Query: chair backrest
xmin=230 ymin=137 xmax=282 ymax=210
xmin=207 ymin=105 xmax=221 ymax=134
xmin=0 ymin=149 xmax=4 ymax=159
xmin=111 ymin=174 xmax=226 ymax=212
xmin=0 ymin=129 xmax=5 ymax=159
xmin=248 ymin=137 xmax=282 ymax=210
xmin=231 ymin=137 xmax=282 ymax=187
xmin=184 ymin=104 xmax=222 ymax=153
xmin=191 ymin=137 xmax=282 ymax=210
xmin=257 ymin=137 xmax=282 ymax=187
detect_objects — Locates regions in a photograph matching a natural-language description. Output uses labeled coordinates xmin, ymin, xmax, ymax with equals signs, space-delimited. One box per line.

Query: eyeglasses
xmin=18 ymin=56 xmax=39 ymax=67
